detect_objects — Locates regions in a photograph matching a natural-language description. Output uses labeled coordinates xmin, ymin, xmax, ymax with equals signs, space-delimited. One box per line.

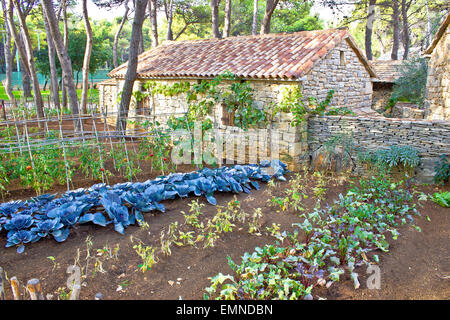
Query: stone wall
xmin=371 ymin=82 xmax=393 ymax=113
xmin=301 ymin=39 xmax=374 ymax=116
xmin=306 ymin=115 xmax=450 ymax=182
xmin=424 ymin=26 xmax=449 ymax=120
xmin=97 ymin=78 xmax=307 ymax=170
xmin=98 ymin=80 xmax=120 ymax=116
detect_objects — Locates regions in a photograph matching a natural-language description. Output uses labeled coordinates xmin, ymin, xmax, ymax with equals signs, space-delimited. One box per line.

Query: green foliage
xmin=135 ymin=120 xmax=174 ymax=174
xmin=133 ymin=241 xmax=158 ymax=272
xmin=275 ymin=86 xmax=336 ymax=127
xmin=359 ymin=145 xmax=421 ymax=174
xmin=0 ymin=160 xmax=9 ymax=198
xmin=220 ymin=80 xmax=268 ymax=130
xmin=271 ymin=1 xmax=323 ymax=33
xmin=140 ymin=71 xmax=268 ymax=131
xmin=205 ymin=174 xmax=420 ymax=300
xmin=391 ymin=57 xmax=428 ymax=107
xmin=76 ymin=142 xmax=111 ymax=182
xmin=431 ymin=191 xmax=450 ymax=208
xmin=434 ymin=155 xmax=450 ymax=184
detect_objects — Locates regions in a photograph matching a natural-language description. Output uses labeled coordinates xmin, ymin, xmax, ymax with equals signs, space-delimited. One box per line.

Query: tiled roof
xmin=370 ymin=60 xmax=404 ymax=83
xmin=108 ymin=29 xmax=376 ymax=81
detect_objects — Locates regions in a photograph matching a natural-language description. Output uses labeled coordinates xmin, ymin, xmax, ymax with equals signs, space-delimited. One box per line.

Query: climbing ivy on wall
xmin=133 ymin=71 xmax=269 ymax=131
xmin=133 ymin=73 xmax=353 ymax=130
xmin=274 ymin=87 xmax=355 ymax=127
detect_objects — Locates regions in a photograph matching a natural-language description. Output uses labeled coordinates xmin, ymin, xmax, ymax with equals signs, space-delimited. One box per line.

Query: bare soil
xmin=0 ymin=170 xmax=448 ymax=301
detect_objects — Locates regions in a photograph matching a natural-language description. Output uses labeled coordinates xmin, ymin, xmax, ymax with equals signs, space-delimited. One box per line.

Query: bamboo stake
xmin=10 ymin=276 xmax=20 ymax=300
xmin=101 ymin=109 xmax=117 ymax=170
xmin=57 ymin=107 xmax=71 ymax=192
xmin=11 ymin=111 xmax=23 ymax=156
xmin=78 ymin=109 xmax=86 ymax=143
xmin=119 ymin=120 xmax=132 ymax=182
xmin=43 ymin=104 xmax=50 ymax=137
xmin=26 ymin=279 xmax=44 ymax=300
xmin=22 ymin=111 xmax=40 ymax=195
xmin=91 ymin=112 xmax=105 ymax=184
xmin=127 ymin=120 xmax=142 ymax=172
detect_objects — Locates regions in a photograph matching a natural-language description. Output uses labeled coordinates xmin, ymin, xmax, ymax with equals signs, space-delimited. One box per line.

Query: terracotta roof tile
xmin=109 ymin=29 xmax=375 ymax=80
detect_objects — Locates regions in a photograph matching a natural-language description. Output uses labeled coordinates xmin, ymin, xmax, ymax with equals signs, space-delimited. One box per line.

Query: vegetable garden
xmin=0 ymin=103 xmax=448 ymax=301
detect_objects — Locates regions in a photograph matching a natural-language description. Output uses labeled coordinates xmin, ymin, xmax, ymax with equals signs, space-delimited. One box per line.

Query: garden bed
xmin=0 ymin=170 xmax=448 ymax=300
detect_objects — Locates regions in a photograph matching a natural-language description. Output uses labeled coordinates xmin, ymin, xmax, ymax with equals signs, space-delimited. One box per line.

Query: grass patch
xmin=0 ymin=82 xmax=99 ymax=103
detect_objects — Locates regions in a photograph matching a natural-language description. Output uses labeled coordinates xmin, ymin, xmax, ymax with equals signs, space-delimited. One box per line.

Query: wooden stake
xmin=101 ymin=109 xmax=116 ymax=169
xmin=11 ymin=111 xmax=23 ymax=156
xmin=10 ymin=276 xmax=21 ymax=300
xmin=57 ymin=107 xmax=71 ymax=192
xmin=119 ymin=120 xmax=133 ymax=182
xmin=91 ymin=113 xmax=105 ymax=183
xmin=1 ymin=100 xmax=7 ymax=121
xmin=0 ymin=267 xmax=5 ymax=300
xmin=22 ymin=111 xmax=40 ymax=195
xmin=26 ymin=279 xmax=44 ymax=300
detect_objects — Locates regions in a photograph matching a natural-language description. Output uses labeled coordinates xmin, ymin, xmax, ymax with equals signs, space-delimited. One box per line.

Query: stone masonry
xmin=424 ymin=14 xmax=449 ymax=120
xmin=307 ymin=115 xmax=450 ymax=182
xmin=301 ymin=40 xmax=374 ymax=116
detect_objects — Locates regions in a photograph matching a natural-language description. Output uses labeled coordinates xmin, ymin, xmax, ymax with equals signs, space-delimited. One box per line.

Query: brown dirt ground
xmin=0 ymin=169 xmax=448 ymax=301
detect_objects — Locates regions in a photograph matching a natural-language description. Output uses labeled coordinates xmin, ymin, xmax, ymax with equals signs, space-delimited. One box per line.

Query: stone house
xmin=424 ymin=12 xmax=450 ymax=120
xmin=98 ymin=28 xmax=377 ymax=169
xmin=370 ymin=60 xmax=425 ymax=119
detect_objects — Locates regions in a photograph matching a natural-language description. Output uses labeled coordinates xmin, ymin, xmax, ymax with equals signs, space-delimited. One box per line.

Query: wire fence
xmin=0 ymin=102 xmax=190 ymax=153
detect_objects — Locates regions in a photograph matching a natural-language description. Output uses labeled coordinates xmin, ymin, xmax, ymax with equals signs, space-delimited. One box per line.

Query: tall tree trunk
xmin=81 ymin=0 xmax=93 ymax=114
xmin=376 ymin=30 xmax=387 ymax=56
xmin=210 ymin=0 xmax=221 ymax=39
xmin=61 ymin=0 xmax=69 ymax=109
xmin=260 ymin=0 xmax=279 ymax=34
xmin=41 ymin=0 xmax=80 ymax=129
xmin=149 ymin=0 xmax=158 ymax=47
xmin=1 ymin=0 xmax=16 ymax=108
xmin=223 ymin=0 xmax=231 ymax=38
xmin=252 ymin=0 xmax=259 ymax=35
xmin=113 ymin=0 xmax=129 ymax=68
xmin=401 ymin=0 xmax=410 ymax=60
xmin=165 ymin=0 xmax=174 ymax=40
xmin=11 ymin=0 xmax=44 ymax=119
xmin=391 ymin=0 xmax=400 ymax=60
xmin=42 ymin=9 xmax=60 ymax=110
xmin=139 ymin=28 xmax=144 ymax=53
xmin=116 ymin=0 xmax=148 ymax=132
xmin=365 ymin=0 xmax=376 ymax=60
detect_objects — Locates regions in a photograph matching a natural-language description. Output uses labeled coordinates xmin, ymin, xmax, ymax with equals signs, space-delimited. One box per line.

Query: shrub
xmin=358 ymin=145 xmax=421 ymax=175
xmin=391 ymin=57 xmax=428 ymax=107
xmin=431 ymin=191 xmax=450 ymax=208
